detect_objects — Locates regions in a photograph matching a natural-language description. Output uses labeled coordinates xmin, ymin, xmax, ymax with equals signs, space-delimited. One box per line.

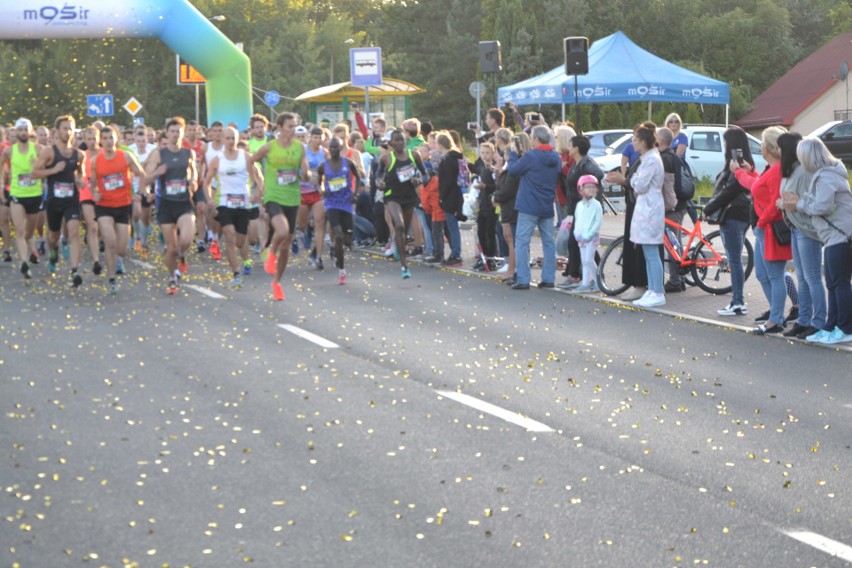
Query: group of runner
xmin=1 ymin=111 xmax=365 ymax=300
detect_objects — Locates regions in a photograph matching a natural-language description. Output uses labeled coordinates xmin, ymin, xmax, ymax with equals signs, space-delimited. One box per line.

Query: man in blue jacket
xmin=508 ymin=125 xmax=562 ymax=289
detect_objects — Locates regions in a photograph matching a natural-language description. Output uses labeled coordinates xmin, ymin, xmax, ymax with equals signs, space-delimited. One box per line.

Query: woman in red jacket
xmin=731 ymin=126 xmax=792 ymax=334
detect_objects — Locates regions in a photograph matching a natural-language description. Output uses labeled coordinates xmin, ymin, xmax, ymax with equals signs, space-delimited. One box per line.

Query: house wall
xmin=793 ymin=81 xmax=850 ymax=135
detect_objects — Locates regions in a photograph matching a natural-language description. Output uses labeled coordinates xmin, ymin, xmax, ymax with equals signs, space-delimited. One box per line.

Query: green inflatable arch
xmin=0 ymin=0 xmax=252 ymax=128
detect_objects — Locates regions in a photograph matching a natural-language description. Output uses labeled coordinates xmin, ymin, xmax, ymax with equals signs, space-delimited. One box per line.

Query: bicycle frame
xmin=663 ymin=217 xmax=723 ymax=269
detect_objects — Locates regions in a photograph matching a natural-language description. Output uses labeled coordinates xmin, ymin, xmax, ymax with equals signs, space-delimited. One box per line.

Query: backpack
xmin=674 ymin=156 xmax=696 ymax=201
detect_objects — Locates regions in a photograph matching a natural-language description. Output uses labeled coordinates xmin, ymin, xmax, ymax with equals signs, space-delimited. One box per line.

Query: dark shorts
xmin=10 ymin=195 xmax=44 ymax=215
xmin=46 ymin=200 xmax=80 ymax=232
xmin=80 ymin=199 xmax=95 ymax=208
xmin=217 ymin=206 xmax=250 ymax=235
xmin=326 ymin=208 xmax=353 ymax=235
xmin=96 ymin=204 xmax=132 ymax=225
xmin=192 ymin=188 xmax=207 ymax=206
xmin=265 ymin=201 xmax=298 ymax=234
xmin=248 ymin=207 xmax=260 ymax=221
xmin=158 ymin=200 xmax=194 ymax=226
xmin=385 ymin=196 xmax=419 ymax=211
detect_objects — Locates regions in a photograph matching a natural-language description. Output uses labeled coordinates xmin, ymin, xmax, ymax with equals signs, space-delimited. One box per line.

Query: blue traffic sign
xmin=133 ymin=117 xmax=145 ymax=127
xmin=87 ymin=94 xmax=114 ymax=117
xmin=264 ymin=90 xmax=281 ymax=107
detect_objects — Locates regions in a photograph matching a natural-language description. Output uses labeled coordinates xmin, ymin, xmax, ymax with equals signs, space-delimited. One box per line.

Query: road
xmin=1 ymin=249 xmax=851 ymax=568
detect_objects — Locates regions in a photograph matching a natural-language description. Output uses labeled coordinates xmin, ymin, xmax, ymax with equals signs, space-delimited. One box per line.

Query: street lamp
xmin=331 ymin=38 xmax=355 ymax=84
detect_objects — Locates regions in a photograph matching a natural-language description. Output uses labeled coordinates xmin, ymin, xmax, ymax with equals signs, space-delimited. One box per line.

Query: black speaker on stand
xmin=480 ymin=41 xmax=501 ymax=109
xmin=564 ymin=36 xmax=589 ymax=129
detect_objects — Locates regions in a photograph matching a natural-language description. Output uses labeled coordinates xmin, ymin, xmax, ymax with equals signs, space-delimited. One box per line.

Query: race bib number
xmin=53 ymin=182 xmax=74 ymax=199
xmin=327 ymin=176 xmax=347 ymax=193
xmin=18 ymin=174 xmax=36 ymax=187
xmin=397 ymin=164 xmax=415 ymax=183
xmin=226 ymin=194 xmax=247 ymax=209
xmin=103 ymin=174 xmax=125 ymax=191
xmin=165 ymin=179 xmax=187 ymax=196
xmin=276 ymin=170 xmax=297 ymax=186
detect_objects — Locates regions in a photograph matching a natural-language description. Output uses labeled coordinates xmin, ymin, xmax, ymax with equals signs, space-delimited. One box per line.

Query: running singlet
xmin=131 ymin=143 xmax=157 ymax=193
xmin=157 ymin=147 xmax=192 ymax=202
xmin=263 ymin=139 xmax=303 ymax=207
xmin=182 ymin=139 xmax=204 ymax=173
xmin=304 ymin=145 xmax=325 ymax=195
xmin=248 ymin=137 xmax=267 ymax=156
xmin=322 ymin=157 xmax=354 ymax=214
xmin=206 ymin=143 xmax=226 ymax=189
xmin=384 ymin=150 xmax=419 ymax=205
xmin=94 ymin=150 xmax=132 ymax=208
xmin=46 ymin=145 xmax=80 ymax=203
xmin=9 ymin=142 xmax=41 ymax=198
xmin=215 ymin=152 xmax=250 ymax=209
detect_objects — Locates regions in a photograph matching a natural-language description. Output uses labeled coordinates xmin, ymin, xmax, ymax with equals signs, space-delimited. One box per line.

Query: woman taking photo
xmin=492 ymin=129 xmax=527 ymax=285
xmin=704 ymin=127 xmax=754 ymax=317
xmin=777 ymin=133 xmax=825 ymax=339
xmin=731 ymin=126 xmax=791 ymax=335
xmin=782 ymin=137 xmax=852 ymax=344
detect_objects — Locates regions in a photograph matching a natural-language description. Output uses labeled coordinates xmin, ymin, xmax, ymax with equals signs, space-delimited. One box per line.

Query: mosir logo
xmin=23 ymin=4 xmax=90 ymax=26
xmin=628 ymin=85 xmax=666 ymax=97
xmin=579 ymin=86 xmax=612 ymax=99
xmin=683 ymin=87 xmax=721 ymax=99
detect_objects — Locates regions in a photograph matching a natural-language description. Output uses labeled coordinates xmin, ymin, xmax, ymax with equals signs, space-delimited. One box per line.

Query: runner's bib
xmin=396 ymin=164 xmax=415 ymax=183
xmin=166 ymin=179 xmax=187 ymax=196
xmin=277 ymin=170 xmax=297 ymax=186
xmin=327 ymin=175 xmax=347 ymax=193
xmin=226 ymin=194 xmax=247 ymax=209
xmin=18 ymin=174 xmax=37 ymax=188
xmin=53 ymin=182 xmax=74 ymax=199
xmin=103 ymin=174 xmax=125 ymax=191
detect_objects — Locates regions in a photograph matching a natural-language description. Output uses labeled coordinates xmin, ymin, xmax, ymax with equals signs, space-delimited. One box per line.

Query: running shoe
xmin=209 ymin=240 xmax=222 ymax=260
xmin=29 ymin=252 xmax=39 ymax=265
xmin=166 ymin=280 xmax=178 ymax=295
xmin=140 ymin=245 xmax=148 ymax=259
xmin=383 ymin=245 xmax=395 ymax=257
xmin=37 ymin=238 xmax=46 ymax=256
xmin=264 ymin=250 xmax=277 ymax=274
xmin=291 ymin=233 xmax=300 ymax=254
xmin=243 ymin=259 xmax=252 ymax=275
xmin=196 ymin=240 xmax=207 ymax=253
xmin=338 ymin=270 xmax=347 ymax=285
xmin=93 ymin=261 xmax=103 ymax=276
xmin=229 ymin=274 xmax=244 ymax=287
xmin=271 ymin=281 xmax=285 ymax=301
xmin=48 ymin=248 xmax=58 ymax=273
xmin=61 ymin=240 xmax=69 ymax=260
xmin=178 ymin=257 xmax=188 ymax=275
xmin=823 ymin=327 xmax=852 ymax=344
xmin=401 ymin=267 xmax=411 ymax=279
xmin=316 ymin=258 xmax=324 ymax=271
xmin=115 ymin=257 xmax=125 ymax=275
xmin=309 ymin=248 xmax=317 ymax=265
xmin=805 ymin=329 xmax=831 ymax=343
xmin=20 ymin=261 xmax=31 ymax=280
xmin=70 ymin=271 xmax=83 ymax=289
xmin=3 ymin=250 xmax=11 ymax=262
xmin=108 ymin=279 xmax=118 ymax=295
xmin=133 ymin=238 xmax=142 ymax=252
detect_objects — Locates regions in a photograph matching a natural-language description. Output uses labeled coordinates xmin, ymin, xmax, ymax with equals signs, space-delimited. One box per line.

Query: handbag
xmin=771 ymin=219 xmax=791 ymax=245
xmin=705 ymin=205 xmax=728 ymax=225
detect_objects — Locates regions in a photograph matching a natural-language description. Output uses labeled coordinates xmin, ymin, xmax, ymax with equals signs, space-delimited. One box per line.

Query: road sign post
xmin=86 ymin=94 xmax=114 ymax=117
xmin=123 ymin=97 xmax=143 ymax=116
xmin=350 ymin=47 xmax=382 ymax=119
xmin=468 ymin=81 xmax=487 ymax=143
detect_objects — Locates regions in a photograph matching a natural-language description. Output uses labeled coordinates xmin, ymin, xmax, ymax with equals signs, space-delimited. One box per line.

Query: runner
xmin=246 ymin=114 xmax=270 ymax=263
xmin=377 ymin=129 xmax=426 ymax=279
xmin=129 ymin=126 xmax=157 ymax=258
xmin=203 ymin=126 xmax=263 ymax=287
xmin=317 ymin=136 xmax=361 ymax=284
xmin=0 ymin=118 xmax=44 ymax=279
xmin=250 ymin=112 xmax=309 ymax=301
xmin=0 ymin=125 xmax=12 ymax=263
xmin=80 ymin=127 xmax=103 ymax=276
xmin=298 ymin=126 xmax=328 ymax=270
xmin=89 ymin=126 xmax=148 ymax=294
xmin=182 ymin=119 xmax=208 ymax=254
xmin=204 ymin=121 xmax=226 ymax=260
xmin=145 ymin=117 xmax=198 ymax=295
xmin=30 ymin=115 xmax=87 ymax=288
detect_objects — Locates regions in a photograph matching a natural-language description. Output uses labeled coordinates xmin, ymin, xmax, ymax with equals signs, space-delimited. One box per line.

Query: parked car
xmin=809 ymin=120 xmax=852 ymax=166
xmin=584 ymin=129 xmax=632 ymax=158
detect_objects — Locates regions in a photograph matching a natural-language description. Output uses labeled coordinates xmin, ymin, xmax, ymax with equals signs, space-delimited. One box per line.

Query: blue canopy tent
xmin=497 ymin=31 xmax=730 ymax=122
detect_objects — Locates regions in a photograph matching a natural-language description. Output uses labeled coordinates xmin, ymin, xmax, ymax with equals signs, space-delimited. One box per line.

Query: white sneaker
xmin=632 ymin=290 xmax=652 ymax=305
xmin=806 ymin=329 xmax=831 ymax=343
xmin=641 ymin=292 xmax=666 ymax=307
xmin=383 ymin=246 xmax=396 ymax=258
xmin=717 ymin=303 xmax=748 ymax=316
xmin=496 ymin=264 xmax=509 ymax=274
xmin=823 ymin=327 xmax=852 ymax=344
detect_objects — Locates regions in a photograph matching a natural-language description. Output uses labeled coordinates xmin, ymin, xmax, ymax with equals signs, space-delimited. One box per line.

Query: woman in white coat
xmin=628 ymin=121 xmax=666 ymax=307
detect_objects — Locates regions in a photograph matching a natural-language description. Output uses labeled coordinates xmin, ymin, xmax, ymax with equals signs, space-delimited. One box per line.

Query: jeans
xmin=719 ymin=219 xmax=749 ymax=306
xmin=414 ymin=207 xmax=433 ymax=256
xmin=443 ymin=213 xmax=461 ymax=259
xmin=641 ymin=244 xmax=664 ymax=294
xmin=353 ymin=215 xmax=376 ymax=243
xmin=753 ymin=227 xmax=787 ymax=325
xmin=823 ymin=242 xmax=852 ymax=333
xmin=791 ymin=228 xmax=826 ymax=329
xmin=515 ymin=212 xmax=556 ymax=285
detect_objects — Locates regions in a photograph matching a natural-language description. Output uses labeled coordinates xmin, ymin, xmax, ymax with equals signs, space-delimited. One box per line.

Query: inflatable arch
xmin=0 ymin=1 xmax=252 ymax=128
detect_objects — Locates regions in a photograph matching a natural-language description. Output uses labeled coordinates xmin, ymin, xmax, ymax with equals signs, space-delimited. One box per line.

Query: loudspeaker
xmin=564 ymin=36 xmax=589 ymax=76
xmin=479 ymin=41 xmax=502 ymax=73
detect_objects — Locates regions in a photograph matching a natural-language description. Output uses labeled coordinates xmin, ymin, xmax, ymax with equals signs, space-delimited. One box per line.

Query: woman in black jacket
xmin=436 ymin=132 xmax=465 ymax=266
xmin=703 ymin=126 xmax=754 ymax=317
xmin=492 ymin=129 xmax=527 ymax=284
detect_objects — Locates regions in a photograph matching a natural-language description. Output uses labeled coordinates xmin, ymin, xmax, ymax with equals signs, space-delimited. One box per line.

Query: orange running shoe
xmin=133 ymin=239 xmax=142 ymax=252
xmin=210 ymin=240 xmax=222 ymax=260
xmin=271 ymin=281 xmax=285 ymax=301
xmin=264 ymin=250 xmax=277 ymax=274
xmin=140 ymin=245 xmax=148 ymax=259
xmin=178 ymin=257 xmax=188 ymax=274
xmin=166 ymin=280 xmax=178 ymax=295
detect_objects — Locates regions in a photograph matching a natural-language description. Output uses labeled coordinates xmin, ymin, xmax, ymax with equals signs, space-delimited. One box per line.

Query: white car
xmin=584 ymin=129 xmax=632 ymax=158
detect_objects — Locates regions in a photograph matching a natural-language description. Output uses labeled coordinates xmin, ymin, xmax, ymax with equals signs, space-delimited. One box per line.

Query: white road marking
xmin=127 ymin=258 xmax=156 ymax=270
xmin=278 ymin=324 xmax=339 ymax=349
xmin=435 ymin=390 xmax=555 ymax=433
xmin=185 ymin=285 xmax=227 ymax=299
xmin=783 ymin=530 xmax=852 ymax=562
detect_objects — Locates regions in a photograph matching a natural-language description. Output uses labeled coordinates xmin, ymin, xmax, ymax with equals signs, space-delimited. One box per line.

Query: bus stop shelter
xmin=295 ymin=78 xmax=425 ymax=127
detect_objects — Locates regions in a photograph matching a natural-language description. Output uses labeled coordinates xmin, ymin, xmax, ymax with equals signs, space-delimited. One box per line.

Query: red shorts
xmin=300 ymin=191 xmax=322 ymax=208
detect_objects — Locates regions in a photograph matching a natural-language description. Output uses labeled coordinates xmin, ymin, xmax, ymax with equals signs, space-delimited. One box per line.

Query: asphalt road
xmin=2 ymin=248 xmax=851 ymax=568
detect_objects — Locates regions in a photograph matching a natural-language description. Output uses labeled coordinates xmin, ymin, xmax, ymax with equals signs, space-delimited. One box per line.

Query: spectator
xmin=664 ymin=112 xmax=688 ymax=158
xmin=477 ymin=108 xmax=505 ymax=145
xmin=781 ymin=137 xmax=852 ymax=344
xmin=493 ymin=127 xmax=513 ymax=261
xmin=553 ymin=124 xmax=577 ymax=224
xmin=420 ymin=156 xmax=444 ymax=264
xmin=436 ymin=131 xmax=465 ymax=266
xmin=571 ymin=174 xmax=603 ymax=293
xmin=731 ymin=126 xmax=791 ymax=335
xmin=492 ymin=128 xmax=525 ymax=284
xmin=507 ymin=125 xmax=562 ymax=290
xmin=657 ymin=127 xmax=688 ymax=293
xmin=777 ymin=132 xmax=826 ymax=339
xmin=475 ymin=142 xmax=499 ymax=265
xmin=704 ymin=127 xmax=755 ymax=318
xmin=402 ymin=118 xmax=426 ymax=151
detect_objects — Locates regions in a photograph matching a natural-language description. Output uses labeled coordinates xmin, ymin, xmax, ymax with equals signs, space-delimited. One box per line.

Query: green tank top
xmin=9 ymin=142 xmax=41 ymax=198
xmin=248 ymin=137 xmax=266 ymax=155
xmin=264 ymin=139 xmax=303 ymax=207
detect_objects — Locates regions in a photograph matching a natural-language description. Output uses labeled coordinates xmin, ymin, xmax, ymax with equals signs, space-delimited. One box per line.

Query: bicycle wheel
xmin=597 ymin=236 xmax=630 ymax=296
xmin=690 ymin=230 xmax=754 ymax=295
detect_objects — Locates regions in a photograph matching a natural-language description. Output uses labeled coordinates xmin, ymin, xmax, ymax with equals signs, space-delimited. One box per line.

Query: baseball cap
xmin=294 ymin=126 xmax=307 ymax=135
xmin=14 ymin=118 xmax=32 ymax=129
xmin=578 ymin=174 xmax=598 ymax=187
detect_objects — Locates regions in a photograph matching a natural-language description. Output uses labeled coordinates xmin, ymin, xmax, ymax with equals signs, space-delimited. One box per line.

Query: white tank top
xmin=206 ymin=142 xmax=226 ymax=188
xmin=131 ymin=143 xmax=157 ymax=192
xmin=216 ymin=151 xmax=250 ymax=209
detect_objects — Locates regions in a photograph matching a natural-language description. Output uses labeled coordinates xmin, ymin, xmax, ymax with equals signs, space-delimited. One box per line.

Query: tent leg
xmin=725 ymin=105 xmax=729 ymax=128
xmin=562 ymin=103 xmax=565 ymax=122
xmin=647 ymin=101 xmax=652 ymax=121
